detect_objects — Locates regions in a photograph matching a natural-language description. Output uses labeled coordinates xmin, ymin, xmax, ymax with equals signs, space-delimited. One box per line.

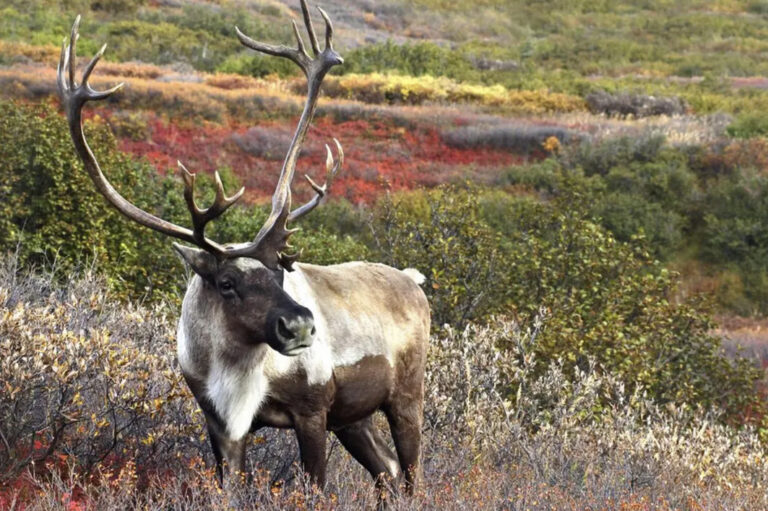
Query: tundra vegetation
xmin=2 ymin=0 xmax=768 ymax=509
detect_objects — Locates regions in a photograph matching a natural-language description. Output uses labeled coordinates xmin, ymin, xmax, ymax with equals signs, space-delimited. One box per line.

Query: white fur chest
xmin=206 ymin=351 xmax=269 ymax=440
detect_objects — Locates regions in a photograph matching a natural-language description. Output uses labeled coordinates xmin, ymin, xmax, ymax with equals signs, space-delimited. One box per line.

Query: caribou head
xmin=57 ymin=2 xmax=343 ymax=356
xmin=57 ymin=2 xmax=431 ymax=500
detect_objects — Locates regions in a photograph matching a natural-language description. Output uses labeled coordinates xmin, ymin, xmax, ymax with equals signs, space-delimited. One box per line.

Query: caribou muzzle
xmin=269 ymin=306 xmax=315 ymax=356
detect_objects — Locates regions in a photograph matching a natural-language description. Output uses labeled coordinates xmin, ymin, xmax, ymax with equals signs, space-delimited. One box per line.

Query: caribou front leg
xmin=203 ymin=411 xmax=247 ymax=489
xmin=293 ymin=413 xmax=328 ymax=488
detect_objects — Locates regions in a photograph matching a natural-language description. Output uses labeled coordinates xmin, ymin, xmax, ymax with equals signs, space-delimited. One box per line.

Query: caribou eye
xmin=218 ymin=279 xmax=236 ymax=298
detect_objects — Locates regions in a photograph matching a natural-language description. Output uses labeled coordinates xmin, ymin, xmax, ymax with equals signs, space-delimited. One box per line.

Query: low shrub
xmin=340 ymin=40 xmax=475 ymax=80
xmin=586 ymin=90 xmax=688 ymax=118
xmin=701 ymin=167 xmax=768 ymax=315
xmin=502 ymin=135 xmax=697 ymax=258
xmin=105 ymin=110 xmax=150 ymax=141
xmin=369 ymin=188 xmax=504 ymax=329
xmin=442 ymin=124 xmax=575 ymax=154
xmin=216 ymin=53 xmax=299 ymax=79
xmin=560 ymin=132 xmax=667 ymax=176
xmin=0 ymin=100 xmax=186 ymax=302
xmin=1 ymin=271 xmax=766 ymax=509
xmin=0 ymin=262 xmax=196 ymax=486
xmin=370 ymin=184 xmax=764 ymax=420
xmin=229 ymin=126 xmax=304 ymax=161
xmin=0 ymin=40 xmax=58 ymax=66
xmin=505 ymin=88 xmax=587 ymax=113
xmin=0 ymin=68 xmax=302 ymax=124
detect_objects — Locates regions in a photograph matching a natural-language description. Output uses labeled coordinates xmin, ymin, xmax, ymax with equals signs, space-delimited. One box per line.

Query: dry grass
xmin=0 ymin=65 xmax=302 ymax=123
xmin=531 ymin=111 xmax=733 ymax=147
xmin=716 ymin=316 xmax=768 ymax=369
xmin=1 ymin=257 xmax=767 ymax=509
xmin=0 ymin=41 xmax=59 ymax=66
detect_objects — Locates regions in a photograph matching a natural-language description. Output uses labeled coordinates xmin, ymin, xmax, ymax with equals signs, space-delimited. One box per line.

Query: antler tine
xmin=68 ymin=15 xmax=80 ymax=90
xmin=288 ymin=138 xmax=343 ymax=222
xmin=81 ymin=43 xmax=106 ymax=85
xmin=291 ymin=20 xmax=309 ymax=59
xmin=317 ymin=7 xmax=334 ymax=50
xmin=235 ymin=26 xmax=310 ymax=73
xmin=179 ymin=162 xmax=245 ymax=247
xmin=300 ymin=0 xmax=320 ymax=56
xmin=57 ymin=38 xmax=69 ymax=96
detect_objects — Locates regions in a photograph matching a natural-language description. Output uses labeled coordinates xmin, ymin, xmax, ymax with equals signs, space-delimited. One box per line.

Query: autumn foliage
xmin=1 ymin=264 xmax=767 ymax=510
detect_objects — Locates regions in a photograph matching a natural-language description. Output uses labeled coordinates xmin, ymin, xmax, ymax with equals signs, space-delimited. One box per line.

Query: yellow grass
xmin=322 ymin=73 xmax=587 ymax=113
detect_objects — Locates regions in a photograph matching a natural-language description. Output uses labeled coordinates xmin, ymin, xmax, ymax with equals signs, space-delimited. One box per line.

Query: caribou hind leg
xmin=382 ymin=345 xmax=426 ymax=495
xmin=334 ymin=416 xmax=400 ymax=498
xmin=383 ymin=399 xmax=423 ymax=495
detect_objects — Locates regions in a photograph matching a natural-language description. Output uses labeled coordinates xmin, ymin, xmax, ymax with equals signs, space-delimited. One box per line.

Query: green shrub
xmin=749 ymin=1 xmax=768 ymax=14
xmin=369 ymin=187 xmax=504 ymax=328
xmin=0 ymin=100 xmax=186 ymax=302
xmin=726 ymin=112 xmax=768 ymax=138
xmin=701 ymin=168 xmax=768 ymax=314
xmin=369 ymin=184 xmax=763 ymax=421
xmin=501 ymin=138 xmax=696 ymax=259
xmin=494 ymin=192 xmax=761 ymax=419
xmin=594 ymin=192 xmax=685 ymax=257
xmin=562 ymin=133 xmax=667 ymax=177
xmin=341 ymin=40 xmax=475 ymax=81
xmin=91 ymin=0 xmax=145 ymax=15
xmin=99 ymin=20 xmax=215 ymax=69
xmin=216 ymin=53 xmax=298 ymax=78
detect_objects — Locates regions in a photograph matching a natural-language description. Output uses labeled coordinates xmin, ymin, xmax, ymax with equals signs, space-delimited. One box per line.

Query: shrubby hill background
xmin=2 ymin=0 xmax=768 ymax=508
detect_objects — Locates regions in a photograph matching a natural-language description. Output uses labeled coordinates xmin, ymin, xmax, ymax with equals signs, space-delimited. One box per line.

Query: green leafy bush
xmin=369 ymin=187 xmax=504 ymax=328
xmin=215 ymin=53 xmax=299 ymax=78
xmin=0 ymin=100 xmax=184 ymax=302
xmin=502 ymin=199 xmax=760 ymax=418
xmin=370 ymin=184 xmax=763 ymax=420
xmin=701 ymin=168 xmax=768 ymax=315
xmin=501 ymin=136 xmax=697 ymax=259
xmin=726 ymin=112 xmax=768 ymax=138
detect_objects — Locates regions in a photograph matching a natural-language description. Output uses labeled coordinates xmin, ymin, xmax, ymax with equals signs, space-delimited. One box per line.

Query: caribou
xmin=56 ymin=2 xmax=430 ymax=497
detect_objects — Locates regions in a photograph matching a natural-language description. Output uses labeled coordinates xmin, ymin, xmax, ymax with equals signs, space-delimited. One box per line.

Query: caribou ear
xmin=173 ymin=243 xmax=217 ymax=280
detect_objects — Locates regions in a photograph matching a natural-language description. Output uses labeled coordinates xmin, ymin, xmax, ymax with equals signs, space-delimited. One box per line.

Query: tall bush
xmin=371 ymin=184 xmax=764 ymax=420
xmin=0 ymin=100 xmax=184 ymax=302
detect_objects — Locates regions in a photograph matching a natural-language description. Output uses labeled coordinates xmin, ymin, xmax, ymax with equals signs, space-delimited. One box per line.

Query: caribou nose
xmin=275 ymin=314 xmax=316 ymax=354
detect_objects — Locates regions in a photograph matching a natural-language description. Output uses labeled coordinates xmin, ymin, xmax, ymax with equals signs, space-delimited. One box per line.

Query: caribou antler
xmin=57 ymin=16 xmax=243 ymax=257
xmin=229 ymin=0 xmax=344 ymax=269
xmin=288 ymin=139 xmax=343 ymax=222
xmin=179 ymin=163 xmax=245 ymax=249
xmin=59 ymin=3 xmax=343 ymax=271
